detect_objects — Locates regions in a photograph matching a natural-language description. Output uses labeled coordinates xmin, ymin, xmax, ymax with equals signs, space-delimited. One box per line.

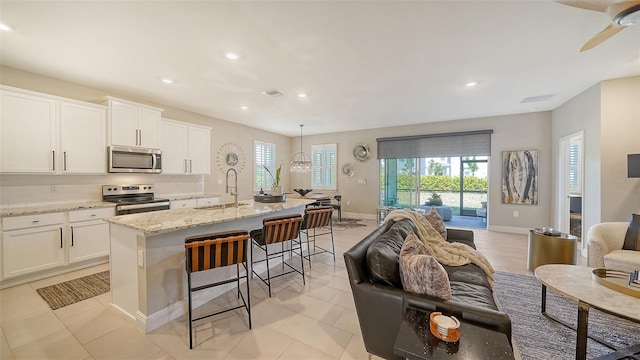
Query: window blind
xmin=376 ymin=130 xmax=493 ymax=159
xmin=255 ymin=141 xmax=276 ymax=190
xmin=312 ymin=144 xmax=337 ymax=190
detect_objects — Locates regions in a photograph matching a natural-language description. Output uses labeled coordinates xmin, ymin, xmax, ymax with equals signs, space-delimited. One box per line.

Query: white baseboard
xmin=342 ymin=212 xmax=376 ymax=221
xmin=487 ymin=225 xmax=531 ymax=234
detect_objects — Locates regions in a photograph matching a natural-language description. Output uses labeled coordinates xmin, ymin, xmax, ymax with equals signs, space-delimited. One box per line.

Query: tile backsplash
xmin=0 ymin=174 xmax=204 ymax=208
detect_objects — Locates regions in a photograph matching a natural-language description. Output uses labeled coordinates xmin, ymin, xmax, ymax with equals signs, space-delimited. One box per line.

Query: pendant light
xmin=290 ymin=124 xmax=312 ymax=173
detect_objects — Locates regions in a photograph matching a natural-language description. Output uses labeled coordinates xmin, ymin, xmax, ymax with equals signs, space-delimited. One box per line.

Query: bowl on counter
xmin=293 ymin=189 xmax=313 ymax=196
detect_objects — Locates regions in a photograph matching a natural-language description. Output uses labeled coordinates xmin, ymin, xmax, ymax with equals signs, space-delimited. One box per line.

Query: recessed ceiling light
xmin=0 ymin=23 xmax=13 ymax=31
xmin=297 ymin=93 xmax=307 ymax=98
xmin=226 ymin=52 xmax=239 ymax=60
xmin=465 ymin=82 xmax=477 ymax=87
xmin=240 ymin=106 xmax=248 ymax=110
xmin=161 ymin=78 xmax=173 ymax=84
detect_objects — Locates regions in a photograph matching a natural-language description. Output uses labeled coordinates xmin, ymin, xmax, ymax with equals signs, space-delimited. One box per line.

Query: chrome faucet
xmin=225 ymin=168 xmax=239 ymax=208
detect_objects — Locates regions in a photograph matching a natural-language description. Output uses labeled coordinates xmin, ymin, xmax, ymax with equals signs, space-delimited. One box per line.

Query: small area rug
xmin=333 ymin=218 xmax=366 ymax=231
xmin=493 ymin=271 xmax=640 ymax=360
xmin=36 ymin=270 xmax=110 ymax=310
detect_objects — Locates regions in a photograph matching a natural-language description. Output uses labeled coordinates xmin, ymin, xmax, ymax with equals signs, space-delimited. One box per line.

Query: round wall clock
xmin=216 ymin=142 xmax=246 ymax=174
xmin=353 ymin=144 xmax=370 ymax=162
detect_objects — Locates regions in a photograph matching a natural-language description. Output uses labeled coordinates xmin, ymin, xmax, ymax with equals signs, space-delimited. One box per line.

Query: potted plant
xmin=264 ymin=164 xmax=283 ymax=196
xmin=428 ymin=192 xmax=442 ymax=206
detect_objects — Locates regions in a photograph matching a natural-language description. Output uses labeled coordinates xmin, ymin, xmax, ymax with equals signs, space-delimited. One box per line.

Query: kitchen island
xmin=105 ymin=198 xmax=314 ymax=333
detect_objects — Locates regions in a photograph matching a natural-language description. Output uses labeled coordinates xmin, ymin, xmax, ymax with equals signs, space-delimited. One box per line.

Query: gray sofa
xmin=344 ymin=219 xmax=511 ymax=359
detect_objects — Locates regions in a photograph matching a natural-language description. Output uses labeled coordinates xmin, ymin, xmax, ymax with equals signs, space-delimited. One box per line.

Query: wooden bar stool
xmin=184 ymin=230 xmax=251 ymax=349
xmin=250 ymin=214 xmax=304 ymax=297
xmin=300 ymin=206 xmax=335 ymax=268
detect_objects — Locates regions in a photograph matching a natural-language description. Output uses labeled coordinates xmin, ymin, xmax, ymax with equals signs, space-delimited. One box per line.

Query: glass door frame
xmin=459 ymin=157 xmax=488 ymax=216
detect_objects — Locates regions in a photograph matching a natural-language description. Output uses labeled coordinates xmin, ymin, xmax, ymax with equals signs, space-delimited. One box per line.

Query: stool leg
xmin=298 ymin=234 xmax=306 ymax=286
xmin=187 ymin=272 xmax=194 ymax=349
xmin=330 ymin=225 xmax=336 ymax=262
xmin=265 ymin=244 xmax=272 ymax=297
xmin=246 ymin=262 xmax=252 ymax=329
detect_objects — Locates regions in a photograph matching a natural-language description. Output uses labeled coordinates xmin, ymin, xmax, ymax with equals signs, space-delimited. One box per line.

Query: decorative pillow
xmin=399 ymin=232 xmax=452 ymax=300
xmin=424 ymin=208 xmax=447 ymax=240
xmin=366 ymin=225 xmax=411 ymax=287
xmin=622 ymin=214 xmax=640 ymax=251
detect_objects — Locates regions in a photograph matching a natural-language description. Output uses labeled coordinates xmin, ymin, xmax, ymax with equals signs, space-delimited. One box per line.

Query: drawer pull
xmin=90 ymin=214 xmax=97 ymax=217
xmin=60 ymin=228 xmax=63 ymax=248
xmin=71 ymin=226 xmax=74 ymax=246
xmin=32 ymin=220 xmax=40 ymax=224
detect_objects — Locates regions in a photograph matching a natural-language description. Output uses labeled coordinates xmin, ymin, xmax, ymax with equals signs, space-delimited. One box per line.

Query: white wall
xmin=551 ymin=82 xmax=601 ymax=236
xmin=552 ymin=76 xmax=640 ymax=235
xmin=0 ymin=66 xmax=291 ymax=207
xmin=600 ymin=76 xmax=640 ymax=220
xmin=292 ymin=111 xmax=553 ymax=232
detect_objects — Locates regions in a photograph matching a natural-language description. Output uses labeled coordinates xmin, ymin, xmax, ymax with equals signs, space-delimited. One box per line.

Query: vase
xmin=271 ymin=186 xmax=283 ymax=196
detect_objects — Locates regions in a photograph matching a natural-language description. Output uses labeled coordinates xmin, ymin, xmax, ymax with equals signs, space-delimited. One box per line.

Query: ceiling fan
xmin=556 ymin=0 xmax=640 ymax=51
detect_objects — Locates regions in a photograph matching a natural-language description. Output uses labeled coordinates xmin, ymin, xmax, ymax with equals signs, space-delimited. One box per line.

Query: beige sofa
xmin=587 ymin=222 xmax=640 ymax=273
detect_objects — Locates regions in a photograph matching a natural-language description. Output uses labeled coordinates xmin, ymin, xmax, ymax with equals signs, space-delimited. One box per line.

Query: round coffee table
xmin=534 ymin=264 xmax=640 ymax=360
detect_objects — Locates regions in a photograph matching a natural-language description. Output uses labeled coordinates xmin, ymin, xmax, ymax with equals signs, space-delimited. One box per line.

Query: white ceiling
xmin=1 ymin=1 xmax=639 ymax=137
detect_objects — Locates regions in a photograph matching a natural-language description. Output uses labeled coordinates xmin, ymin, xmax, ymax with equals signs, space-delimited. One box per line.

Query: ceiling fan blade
xmin=580 ymin=22 xmax=626 ymax=51
xmin=555 ymin=0 xmax=613 ymax=13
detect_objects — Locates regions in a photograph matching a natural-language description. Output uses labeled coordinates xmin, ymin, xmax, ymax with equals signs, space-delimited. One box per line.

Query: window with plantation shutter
xmin=255 ymin=141 xmax=276 ymax=191
xmin=569 ymin=138 xmax=582 ymax=194
xmin=312 ymin=144 xmax=337 ymax=190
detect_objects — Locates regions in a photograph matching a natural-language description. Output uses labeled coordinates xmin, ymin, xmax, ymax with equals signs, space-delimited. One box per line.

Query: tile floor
xmin=0 ymin=220 xmax=586 ymax=359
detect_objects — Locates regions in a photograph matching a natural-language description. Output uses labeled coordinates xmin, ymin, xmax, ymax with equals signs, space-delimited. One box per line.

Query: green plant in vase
xmin=264 ymin=164 xmax=283 ymax=195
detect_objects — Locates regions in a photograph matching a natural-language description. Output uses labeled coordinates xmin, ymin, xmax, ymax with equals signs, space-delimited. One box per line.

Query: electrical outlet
xmin=346 ymin=201 xmax=351 ymax=206
xmin=513 ymin=210 xmax=519 ymax=217
xmin=217 ymin=179 xmax=223 ymax=185
xmin=137 ymin=249 xmax=144 ymax=268
xmin=51 ymin=185 xmax=57 ymax=193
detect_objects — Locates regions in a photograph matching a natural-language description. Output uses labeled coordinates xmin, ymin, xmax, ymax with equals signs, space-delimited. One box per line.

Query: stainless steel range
xmin=102 ymin=184 xmax=170 ymax=215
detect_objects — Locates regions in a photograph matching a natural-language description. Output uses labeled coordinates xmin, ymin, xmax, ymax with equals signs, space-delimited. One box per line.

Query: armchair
xmin=586 ymin=222 xmax=640 ymax=273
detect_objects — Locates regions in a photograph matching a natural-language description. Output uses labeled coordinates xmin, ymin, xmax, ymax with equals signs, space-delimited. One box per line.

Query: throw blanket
xmin=385 ymin=209 xmax=495 ymax=285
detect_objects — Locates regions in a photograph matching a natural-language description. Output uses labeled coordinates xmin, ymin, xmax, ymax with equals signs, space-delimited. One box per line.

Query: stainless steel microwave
xmin=108 ymin=146 xmax=162 ymax=173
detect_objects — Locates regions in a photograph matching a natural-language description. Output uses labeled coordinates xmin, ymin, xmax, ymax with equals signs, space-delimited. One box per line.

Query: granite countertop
xmin=105 ymin=199 xmax=314 ymax=235
xmin=0 ymin=202 xmax=116 ymax=217
xmin=163 ymin=194 xmax=221 ymax=201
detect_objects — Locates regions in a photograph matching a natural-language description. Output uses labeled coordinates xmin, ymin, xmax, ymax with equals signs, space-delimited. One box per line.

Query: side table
xmin=377 ymin=206 xmax=397 ymax=224
xmin=527 ymin=229 xmax=577 ymax=272
xmin=394 ymin=305 xmax=514 ymax=360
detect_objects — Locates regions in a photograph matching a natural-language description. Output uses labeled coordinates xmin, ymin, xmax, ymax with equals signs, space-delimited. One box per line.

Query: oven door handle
xmin=117 ymin=201 xmax=171 ymax=211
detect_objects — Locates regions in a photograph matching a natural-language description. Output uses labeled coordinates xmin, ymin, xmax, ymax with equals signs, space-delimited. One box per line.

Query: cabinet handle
xmin=184 ymin=159 xmax=187 ymax=173
xmin=90 ymin=214 xmax=97 ymax=217
xmin=138 ymin=129 xmax=142 ymax=146
xmin=52 ymin=151 xmax=56 ymax=171
xmin=60 ymin=228 xmax=63 ymax=248
xmin=63 ymin=152 xmax=67 ymax=171
xmin=189 ymin=160 xmax=192 ymax=173
xmin=70 ymin=226 xmax=74 ymax=246
xmin=32 ymin=220 xmax=40 ymax=224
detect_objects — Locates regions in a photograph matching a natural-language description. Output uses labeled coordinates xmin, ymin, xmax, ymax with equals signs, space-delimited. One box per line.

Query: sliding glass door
xmin=460 ymin=157 xmax=488 ymax=216
xmin=381 ymin=158 xmax=421 ymax=208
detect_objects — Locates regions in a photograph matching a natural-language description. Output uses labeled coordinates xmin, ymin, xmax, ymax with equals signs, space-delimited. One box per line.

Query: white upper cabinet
xmin=0 ymin=86 xmax=107 ymax=174
xmin=0 ymin=87 xmax=57 ymax=173
xmin=59 ymin=101 xmax=107 ymax=173
xmin=188 ymin=125 xmax=211 ymax=175
xmin=104 ymin=97 xmax=162 ymax=148
xmin=160 ymin=119 xmax=211 ymax=175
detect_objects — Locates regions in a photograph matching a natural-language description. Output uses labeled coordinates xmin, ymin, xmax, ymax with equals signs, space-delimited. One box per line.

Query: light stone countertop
xmin=105 ymin=198 xmax=315 ymax=235
xmin=1 ymin=202 xmax=116 ymax=217
xmin=162 ymin=193 xmax=221 ymax=201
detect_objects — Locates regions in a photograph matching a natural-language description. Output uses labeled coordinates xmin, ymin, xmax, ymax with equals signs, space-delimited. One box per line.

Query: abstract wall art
xmin=502 ymin=150 xmax=538 ymax=205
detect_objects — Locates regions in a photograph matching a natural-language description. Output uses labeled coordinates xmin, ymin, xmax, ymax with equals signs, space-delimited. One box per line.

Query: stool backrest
xmin=185 ymin=231 xmax=249 ymax=273
xmin=262 ymin=214 xmax=303 ymax=245
xmin=304 ymin=206 xmax=333 ymax=229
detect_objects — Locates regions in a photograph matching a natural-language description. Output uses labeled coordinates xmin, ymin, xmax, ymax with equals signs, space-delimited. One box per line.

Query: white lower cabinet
xmin=1 ymin=208 xmax=113 ymax=281
xmin=196 ymin=197 xmax=220 ymax=207
xmin=68 ymin=208 xmax=113 ymax=263
xmin=2 ymin=213 xmax=65 ymax=278
xmin=170 ymin=199 xmax=197 ymax=209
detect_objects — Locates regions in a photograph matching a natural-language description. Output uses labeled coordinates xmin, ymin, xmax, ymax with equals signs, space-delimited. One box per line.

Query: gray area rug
xmin=333 ymin=218 xmax=366 ymax=231
xmin=493 ymin=271 xmax=640 ymax=360
xmin=36 ymin=270 xmax=110 ymax=310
